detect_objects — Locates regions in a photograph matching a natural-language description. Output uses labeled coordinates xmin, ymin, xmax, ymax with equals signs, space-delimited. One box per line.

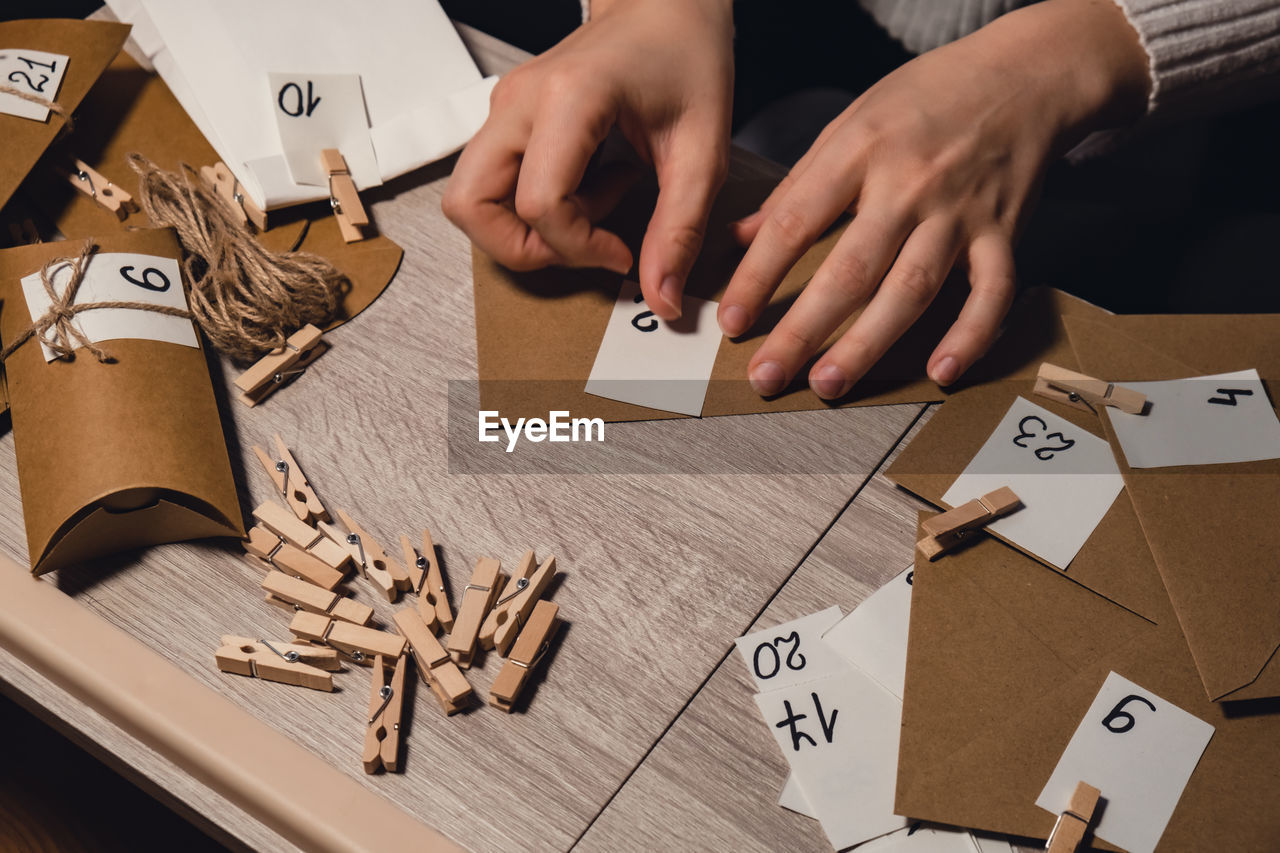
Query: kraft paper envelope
xmin=24 ymin=50 xmax=402 ymax=329
xmin=1065 ymin=313 xmax=1280 ymax=702
xmin=0 ymin=229 xmax=243 ymax=573
xmin=0 ymin=19 xmax=129 ymax=213
xmin=475 ymin=165 xmax=1024 ymax=423
xmin=896 ymin=514 xmax=1280 ymax=850
xmin=884 ymin=292 xmax=1168 ymax=622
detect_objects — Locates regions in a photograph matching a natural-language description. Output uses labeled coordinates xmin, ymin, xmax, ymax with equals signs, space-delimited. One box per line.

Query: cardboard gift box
xmin=0 ymin=228 xmax=242 ymax=573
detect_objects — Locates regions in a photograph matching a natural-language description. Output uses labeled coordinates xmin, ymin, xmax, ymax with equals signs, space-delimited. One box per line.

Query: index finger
xmin=443 ymin=121 xmax=563 ymax=271
xmin=514 ymin=96 xmax=632 ymax=273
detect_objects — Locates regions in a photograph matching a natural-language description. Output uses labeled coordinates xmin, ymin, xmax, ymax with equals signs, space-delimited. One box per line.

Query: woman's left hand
xmin=719 ymin=0 xmax=1151 ymax=398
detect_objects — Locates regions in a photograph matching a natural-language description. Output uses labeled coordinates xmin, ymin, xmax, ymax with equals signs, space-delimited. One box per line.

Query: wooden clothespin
xmin=916 ymin=486 xmax=1021 ymax=561
xmin=363 ymin=654 xmax=408 ymax=773
xmin=215 ymin=635 xmax=340 ymax=692
xmin=393 ymin=609 xmax=472 ymax=715
xmin=480 ymin=551 xmax=556 ymax=656
xmin=253 ymin=434 xmax=330 ymax=524
xmin=400 ymin=530 xmax=453 ymax=634
xmin=243 ymin=525 xmax=345 ymax=590
xmin=321 ymin=148 xmax=369 ymax=243
xmin=261 ymin=571 xmax=373 ymax=626
xmin=199 ymin=161 xmax=268 ymax=231
xmin=64 ymin=159 xmax=138 ymax=220
xmin=446 ymin=557 xmax=503 ymax=669
xmin=1046 ymin=781 xmax=1101 ymax=853
xmin=1035 ymin=363 xmax=1146 ymax=415
xmin=234 ymin=324 xmax=327 ymax=407
xmin=252 ymin=500 xmax=350 ymax=572
xmin=289 ymin=611 xmax=406 ymax=667
xmin=489 ymin=600 xmax=560 ymax=713
xmin=334 ymin=509 xmax=411 ymax=602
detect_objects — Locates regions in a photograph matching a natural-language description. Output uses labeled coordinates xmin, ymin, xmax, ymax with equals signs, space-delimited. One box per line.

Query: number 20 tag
xmin=735 ymin=607 xmax=846 ymax=693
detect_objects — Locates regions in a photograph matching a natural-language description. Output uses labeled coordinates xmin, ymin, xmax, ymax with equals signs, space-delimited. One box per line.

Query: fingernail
xmin=720 ymin=304 xmax=749 ymax=337
xmin=749 ymin=361 xmax=786 ymax=396
xmin=810 ymin=364 xmax=849 ymax=400
xmin=660 ymin=275 xmax=682 ymax=318
xmin=933 ymin=356 xmax=958 ymax=386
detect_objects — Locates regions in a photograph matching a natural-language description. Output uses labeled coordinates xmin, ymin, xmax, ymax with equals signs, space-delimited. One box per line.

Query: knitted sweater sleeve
xmin=857 ymin=0 xmax=1280 ymax=119
xmin=1113 ymin=0 xmax=1280 ymax=116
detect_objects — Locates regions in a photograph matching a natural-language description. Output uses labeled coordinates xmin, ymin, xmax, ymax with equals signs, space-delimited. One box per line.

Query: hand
xmin=443 ymin=0 xmax=735 ymax=321
xmin=718 ymin=0 xmax=1151 ymax=398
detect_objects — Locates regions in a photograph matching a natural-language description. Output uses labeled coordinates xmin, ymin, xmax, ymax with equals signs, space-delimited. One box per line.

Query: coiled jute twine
xmin=127 ymin=153 xmax=348 ymax=363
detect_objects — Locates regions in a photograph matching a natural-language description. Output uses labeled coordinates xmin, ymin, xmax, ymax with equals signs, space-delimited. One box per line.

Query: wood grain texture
xmin=0 ymin=23 xmax=926 ymax=853
xmin=580 ymin=406 xmax=1040 ymax=851
xmin=578 ymin=413 xmax=939 ymax=851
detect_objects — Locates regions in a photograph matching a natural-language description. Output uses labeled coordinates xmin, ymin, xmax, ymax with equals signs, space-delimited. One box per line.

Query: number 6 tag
xmin=1037 ymin=672 xmax=1214 ymax=853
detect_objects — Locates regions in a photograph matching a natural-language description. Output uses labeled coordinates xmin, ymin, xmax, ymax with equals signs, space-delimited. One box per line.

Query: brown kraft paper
xmin=23 ymin=49 xmax=402 ymax=328
xmin=896 ymin=513 xmax=1280 ymax=850
xmin=1065 ymin=313 xmax=1280 ymax=702
xmin=0 ymin=18 xmax=129 ymax=213
xmin=0 ymin=228 xmax=242 ymax=573
xmin=473 ymin=166 xmax=1021 ymax=423
xmin=884 ymin=288 xmax=1170 ymax=622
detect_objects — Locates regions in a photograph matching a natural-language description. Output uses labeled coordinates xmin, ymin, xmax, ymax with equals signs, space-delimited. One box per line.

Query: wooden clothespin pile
xmin=216 ymin=434 xmax=567 ymax=775
xmin=1034 ymin=363 xmax=1146 ymax=415
xmin=234 ymin=324 xmax=328 ymax=407
xmin=916 ymin=486 xmax=1021 ymax=560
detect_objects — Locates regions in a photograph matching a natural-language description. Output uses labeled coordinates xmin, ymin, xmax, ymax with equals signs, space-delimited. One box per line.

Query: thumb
xmin=638 ymin=122 xmax=728 ymax=322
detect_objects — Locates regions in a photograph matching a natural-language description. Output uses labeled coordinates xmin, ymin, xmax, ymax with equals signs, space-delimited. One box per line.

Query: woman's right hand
xmin=443 ymin=0 xmax=736 ymax=323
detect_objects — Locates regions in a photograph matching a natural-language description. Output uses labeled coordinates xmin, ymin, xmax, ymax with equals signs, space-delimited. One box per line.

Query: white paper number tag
xmin=585 ymin=280 xmax=723 ymax=417
xmin=735 ymin=607 xmax=844 ymax=693
xmin=1108 ymin=369 xmax=1280 ymax=468
xmin=20 ymin=252 xmax=197 ymax=361
xmin=1037 ymin=671 xmax=1214 ymax=853
xmin=822 ymin=566 xmax=914 ymax=700
xmin=942 ymin=397 xmax=1124 ymax=570
xmin=268 ymin=71 xmax=380 ymax=188
xmin=755 ymin=667 xmax=909 ymax=849
xmin=0 ymin=49 xmax=70 ymax=120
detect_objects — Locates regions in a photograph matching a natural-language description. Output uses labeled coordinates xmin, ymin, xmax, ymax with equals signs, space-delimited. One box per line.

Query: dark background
xmin=2 ymin=2 xmax=1277 ymax=850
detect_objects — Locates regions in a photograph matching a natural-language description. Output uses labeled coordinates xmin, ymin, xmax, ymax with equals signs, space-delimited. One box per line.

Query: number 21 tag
xmin=0 ymin=49 xmax=70 ymax=121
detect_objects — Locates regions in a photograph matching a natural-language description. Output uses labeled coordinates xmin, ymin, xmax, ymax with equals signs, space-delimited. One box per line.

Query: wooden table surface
xmin=0 ymin=25 xmax=938 ymax=852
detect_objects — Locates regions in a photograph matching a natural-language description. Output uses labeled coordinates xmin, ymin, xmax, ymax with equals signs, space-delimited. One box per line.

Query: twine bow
xmin=0 ymin=242 xmax=193 ymax=363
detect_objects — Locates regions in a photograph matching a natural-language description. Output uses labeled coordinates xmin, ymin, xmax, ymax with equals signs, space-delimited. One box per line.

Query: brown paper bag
xmin=1065 ymin=313 xmax=1280 ymax=701
xmin=896 ymin=514 xmax=1280 ymax=851
xmin=0 ymin=228 xmax=242 ymax=573
xmin=883 ymin=288 xmax=1170 ymax=621
xmin=0 ymin=18 xmax=129 ymax=213
xmin=473 ymin=166 xmax=985 ymax=423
